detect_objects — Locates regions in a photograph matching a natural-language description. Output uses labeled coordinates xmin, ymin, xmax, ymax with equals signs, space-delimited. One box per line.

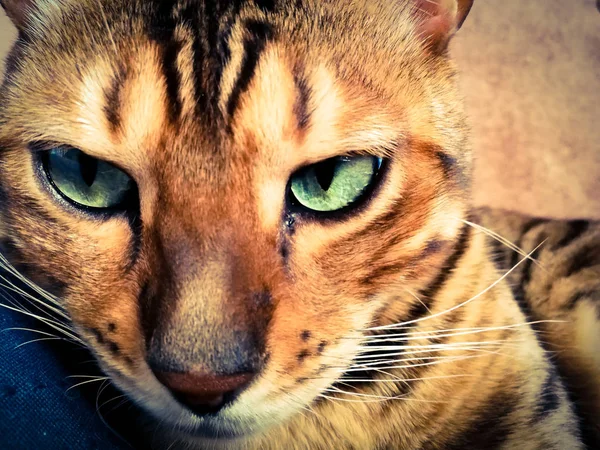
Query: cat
xmin=0 ymin=0 xmax=598 ymax=448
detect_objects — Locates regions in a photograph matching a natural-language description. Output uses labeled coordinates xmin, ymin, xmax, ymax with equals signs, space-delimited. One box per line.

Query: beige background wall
xmin=1 ymin=1 xmax=599 ymax=219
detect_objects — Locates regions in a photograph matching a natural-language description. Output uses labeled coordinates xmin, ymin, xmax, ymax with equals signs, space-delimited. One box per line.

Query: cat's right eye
xmin=41 ymin=147 xmax=136 ymax=211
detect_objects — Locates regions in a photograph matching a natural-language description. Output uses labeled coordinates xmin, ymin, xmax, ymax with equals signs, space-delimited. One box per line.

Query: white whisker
xmin=461 ymin=219 xmax=544 ymax=269
xmin=14 ymin=337 xmax=70 ymax=349
xmin=339 ymin=353 xmax=490 ymax=373
xmin=366 ymin=242 xmax=545 ymax=332
xmin=361 ymin=320 xmax=564 ymax=339
xmin=66 ymin=377 xmax=111 ymax=393
xmin=0 ymin=300 xmax=84 ymax=345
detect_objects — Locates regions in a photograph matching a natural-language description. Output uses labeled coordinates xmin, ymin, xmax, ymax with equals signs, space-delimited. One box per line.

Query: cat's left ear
xmin=0 ymin=0 xmax=36 ymax=30
xmin=412 ymin=0 xmax=474 ymax=52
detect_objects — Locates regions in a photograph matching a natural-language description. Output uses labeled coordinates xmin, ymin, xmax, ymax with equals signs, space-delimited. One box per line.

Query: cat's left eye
xmin=289 ymin=155 xmax=383 ymax=213
xmin=42 ymin=147 xmax=135 ymax=210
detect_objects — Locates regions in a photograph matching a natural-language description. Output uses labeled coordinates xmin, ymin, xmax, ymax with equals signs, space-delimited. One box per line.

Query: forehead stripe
xmin=226 ymin=20 xmax=274 ymax=125
xmin=103 ymin=63 xmax=127 ymax=135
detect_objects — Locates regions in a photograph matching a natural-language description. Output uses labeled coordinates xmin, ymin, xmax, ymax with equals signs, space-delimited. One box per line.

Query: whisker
xmin=67 ymin=375 xmax=112 ymax=379
xmin=66 ymin=377 xmax=111 ymax=393
xmin=0 ymin=276 xmax=67 ymax=318
xmin=321 ymin=343 xmax=517 ymax=367
xmin=360 ymin=320 xmax=564 ymax=339
xmin=14 ymin=336 xmax=71 ymax=349
xmin=355 ymin=339 xmax=526 ymax=352
xmin=461 ymin=219 xmax=544 ymax=269
xmin=404 ymin=288 xmax=431 ymax=314
xmin=0 ymin=254 xmax=64 ymax=308
xmin=0 ymin=300 xmax=85 ymax=345
xmin=346 ymin=354 xmax=490 ymax=369
xmin=2 ymin=327 xmax=61 ymax=338
xmin=332 ymin=374 xmax=473 ymax=384
xmin=360 ymin=321 xmax=563 ymax=344
xmin=339 ymin=353 xmax=491 ymax=373
xmin=98 ymin=394 xmax=129 ymax=410
xmin=325 ymin=386 xmax=409 ymax=400
xmin=93 ymin=379 xmax=132 ymax=446
xmin=366 ymin=243 xmax=545 ymax=332
xmin=318 ymin=393 xmax=446 ymax=404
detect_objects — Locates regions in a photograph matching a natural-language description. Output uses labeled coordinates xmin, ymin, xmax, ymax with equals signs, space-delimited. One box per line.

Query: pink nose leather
xmin=155 ymin=371 xmax=254 ymax=412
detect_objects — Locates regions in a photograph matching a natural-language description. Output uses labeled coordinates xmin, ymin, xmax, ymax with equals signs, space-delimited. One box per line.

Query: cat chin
xmin=135 ymin=408 xmax=278 ymax=449
xmin=94 ymin=350 xmax=330 ymax=445
xmin=102 ymin=362 xmax=297 ymax=445
xmin=148 ymin=427 xmax=261 ymax=450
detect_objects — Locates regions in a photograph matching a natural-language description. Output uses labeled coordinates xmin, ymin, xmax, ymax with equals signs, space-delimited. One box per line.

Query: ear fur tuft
xmin=413 ymin=0 xmax=474 ymax=52
xmin=1 ymin=0 xmax=36 ymax=30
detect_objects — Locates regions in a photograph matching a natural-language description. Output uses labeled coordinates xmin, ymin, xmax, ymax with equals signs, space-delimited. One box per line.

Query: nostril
xmin=154 ymin=371 xmax=255 ymax=415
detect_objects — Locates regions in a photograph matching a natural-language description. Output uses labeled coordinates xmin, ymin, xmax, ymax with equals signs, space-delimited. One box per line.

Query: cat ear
xmin=0 ymin=0 xmax=36 ymax=30
xmin=413 ymin=0 xmax=474 ymax=51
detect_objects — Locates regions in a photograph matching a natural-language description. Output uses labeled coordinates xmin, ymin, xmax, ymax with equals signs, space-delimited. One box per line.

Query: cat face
xmin=0 ymin=0 xmax=472 ymax=441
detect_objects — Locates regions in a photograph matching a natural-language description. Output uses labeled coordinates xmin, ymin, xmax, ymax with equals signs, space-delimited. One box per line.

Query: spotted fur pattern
xmin=0 ymin=0 xmax=595 ymax=448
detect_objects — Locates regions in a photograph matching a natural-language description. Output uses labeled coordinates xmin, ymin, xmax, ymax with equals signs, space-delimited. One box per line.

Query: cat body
xmin=0 ymin=0 xmax=597 ymax=448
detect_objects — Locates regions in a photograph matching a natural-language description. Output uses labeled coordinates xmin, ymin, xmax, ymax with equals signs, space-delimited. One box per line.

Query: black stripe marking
xmin=203 ymin=0 xmax=221 ymax=111
xmin=125 ymin=212 xmax=143 ymax=273
xmin=564 ymin=289 xmax=597 ymax=311
xmin=108 ymin=341 xmax=120 ymax=355
xmin=300 ymin=330 xmax=311 ymax=341
xmin=124 ymin=187 xmax=143 ymax=272
xmin=255 ymin=0 xmax=276 ymax=12
xmin=565 ymin=245 xmax=600 ymax=278
xmin=489 ymin=236 xmax=508 ymax=271
xmin=103 ymin=64 xmax=127 ymax=134
xmin=435 ymin=151 xmax=457 ymax=178
xmin=212 ymin=4 xmax=241 ymax=111
xmin=293 ymin=65 xmax=312 ymax=130
xmin=138 ymin=281 xmax=156 ymax=346
xmin=347 ymin=227 xmax=472 ymax=383
xmin=444 ymin=390 xmax=518 ymax=450
xmin=535 ymin=370 xmax=561 ymax=421
xmin=511 ymin=244 xmax=542 ymax=329
xmin=509 ymin=218 xmax=548 ymax=269
xmin=226 ymin=20 xmax=274 ymax=122
xmin=147 ymin=0 xmax=177 ymax=41
xmin=176 ymin=1 xmax=245 ymax=121
xmin=418 ymin=224 xmax=471 ymax=305
xmin=341 ymin=299 xmax=464 ymax=387
xmin=553 ymin=220 xmax=590 ymax=250
xmin=297 ymin=350 xmax=310 ymax=362
xmin=91 ymin=328 xmax=105 ymax=345
xmin=423 ymin=239 xmax=443 ymax=257
xmin=161 ymin=39 xmax=183 ymax=123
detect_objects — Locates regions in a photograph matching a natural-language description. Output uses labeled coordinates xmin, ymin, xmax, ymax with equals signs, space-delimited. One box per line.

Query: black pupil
xmin=78 ymin=152 xmax=98 ymax=187
xmin=314 ymin=159 xmax=337 ymax=191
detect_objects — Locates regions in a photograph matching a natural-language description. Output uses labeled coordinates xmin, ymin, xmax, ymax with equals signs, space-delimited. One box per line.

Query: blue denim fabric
xmin=0 ymin=288 xmax=136 ymax=449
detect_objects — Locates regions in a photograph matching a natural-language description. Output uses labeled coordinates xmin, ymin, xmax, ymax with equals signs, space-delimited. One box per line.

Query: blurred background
xmin=1 ymin=0 xmax=599 ymax=218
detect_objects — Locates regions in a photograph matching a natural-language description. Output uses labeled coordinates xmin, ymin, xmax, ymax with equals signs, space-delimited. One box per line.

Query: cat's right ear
xmin=0 ymin=0 xmax=36 ymax=30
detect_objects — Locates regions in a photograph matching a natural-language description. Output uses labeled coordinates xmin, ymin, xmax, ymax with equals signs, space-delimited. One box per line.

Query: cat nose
xmin=154 ymin=370 xmax=255 ymax=415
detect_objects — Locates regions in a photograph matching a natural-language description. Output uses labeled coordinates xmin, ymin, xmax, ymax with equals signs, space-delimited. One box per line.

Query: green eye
xmin=43 ymin=147 xmax=135 ymax=210
xmin=289 ymin=155 xmax=382 ymax=213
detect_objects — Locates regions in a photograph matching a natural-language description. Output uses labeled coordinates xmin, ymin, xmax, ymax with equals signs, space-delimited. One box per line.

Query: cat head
xmin=0 ymin=0 xmax=473 ymax=442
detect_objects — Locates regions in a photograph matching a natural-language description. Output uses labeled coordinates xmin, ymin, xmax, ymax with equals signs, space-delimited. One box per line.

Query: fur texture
xmin=0 ymin=1 xmax=596 ymax=448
